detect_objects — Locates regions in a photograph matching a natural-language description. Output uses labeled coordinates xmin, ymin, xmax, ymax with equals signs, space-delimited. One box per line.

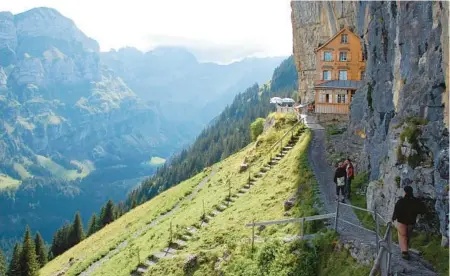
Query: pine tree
xmin=7 ymin=243 xmax=21 ymax=276
xmin=131 ymin=197 xmax=137 ymax=209
xmin=19 ymin=226 xmax=39 ymax=276
xmin=0 ymin=247 xmax=6 ymax=276
xmin=50 ymin=222 xmax=71 ymax=258
xmin=34 ymin=232 xmax=48 ymax=268
xmin=69 ymin=212 xmax=84 ymax=247
xmin=88 ymin=213 xmax=99 ymax=236
xmin=101 ymin=200 xmax=115 ymax=226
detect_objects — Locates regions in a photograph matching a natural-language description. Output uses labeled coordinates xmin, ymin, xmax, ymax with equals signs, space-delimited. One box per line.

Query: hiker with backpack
xmin=333 ymin=162 xmax=347 ymax=203
xmin=391 ymin=185 xmax=427 ymax=260
xmin=344 ymin=158 xmax=354 ymax=200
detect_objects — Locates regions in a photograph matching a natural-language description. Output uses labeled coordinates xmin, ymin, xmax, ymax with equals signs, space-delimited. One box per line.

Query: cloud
xmin=142 ymin=34 xmax=269 ymax=64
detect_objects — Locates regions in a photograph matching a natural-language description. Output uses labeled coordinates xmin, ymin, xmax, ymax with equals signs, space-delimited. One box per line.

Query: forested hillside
xmin=126 ymin=56 xmax=298 ymax=206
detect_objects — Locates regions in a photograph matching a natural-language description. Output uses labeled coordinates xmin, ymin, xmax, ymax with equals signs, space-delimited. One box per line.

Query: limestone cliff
xmin=291 ymin=1 xmax=449 ymax=245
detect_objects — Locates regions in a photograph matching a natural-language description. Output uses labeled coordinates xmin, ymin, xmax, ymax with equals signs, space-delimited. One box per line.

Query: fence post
xmin=202 ymin=200 xmax=206 ymax=221
xmin=375 ymin=205 xmax=380 ymax=252
xmin=334 ymin=201 xmax=340 ymax=231
xmin=300 ymin=218 xmax=305 ymax=238
xmin=138 ymin=248 xmax=141 ymax=264
xmin=169 ymin=221 xmax=173 ymax=244
xmin=387 ymin=223 xmax=392 ymax=275
xmin=251 ymin=219 xmax=255 ymax=256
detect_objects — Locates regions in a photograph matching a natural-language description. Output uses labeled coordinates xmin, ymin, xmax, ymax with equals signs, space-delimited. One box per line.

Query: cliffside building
xmin=313 ymin=28 xmax=366 ymax=115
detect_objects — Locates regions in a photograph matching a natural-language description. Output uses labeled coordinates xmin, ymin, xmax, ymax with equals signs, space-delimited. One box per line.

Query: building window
xmin=339 ymin=52 xmax=348 ymax=61
xmin=323 ymin=70 xmax=332 ymax=80
xmin=360 ymin=71 xmax=365 ymax=80
xmin=319 ymin=93 xmax=326 ymax=103
xmin=341 ymin=34 xmax=348 ymax=44
xmin=323 ymin=51 xmax=332 ymax=61
xmin=336 ymin=94 xmax=347 ymax=104
xmin=339 ymin=70 xmax=348 ymax=80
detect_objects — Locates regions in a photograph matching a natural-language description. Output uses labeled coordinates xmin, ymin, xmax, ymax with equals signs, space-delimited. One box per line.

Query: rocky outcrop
xmin=291 ymin=1 xmax=449 ymax=245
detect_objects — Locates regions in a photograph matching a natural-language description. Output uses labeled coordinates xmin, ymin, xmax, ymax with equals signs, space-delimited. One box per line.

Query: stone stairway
xmin=130 ymin=127 xmax=304 ymax=275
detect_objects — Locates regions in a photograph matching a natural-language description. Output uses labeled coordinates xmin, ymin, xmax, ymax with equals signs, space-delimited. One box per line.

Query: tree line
xmin=0 ymin=226 xmax=46 ymax=276
xmin=124 ymin=55 xmax=299 ymax=207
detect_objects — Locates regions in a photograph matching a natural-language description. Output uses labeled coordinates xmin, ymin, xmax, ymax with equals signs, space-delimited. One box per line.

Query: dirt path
xmin=78 ymin=167 xmax=218 ymax=276
xmin=305 ymin=115 xmax=437 ymax=276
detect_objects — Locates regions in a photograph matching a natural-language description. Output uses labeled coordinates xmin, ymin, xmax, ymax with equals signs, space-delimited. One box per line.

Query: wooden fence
xmin=245 ymin=201 xmax=393 ymax=276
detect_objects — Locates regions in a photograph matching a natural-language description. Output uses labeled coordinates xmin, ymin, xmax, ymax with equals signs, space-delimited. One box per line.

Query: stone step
xmin=200 ymin=221 xmax=208 ymax=227
xmin=238 ymin=189 xmax=246 ymax=194
xmin=181 ymin=235 xmax=192 ymax=241
xmin=172 ymin=239 xmax=187 ymax=247
xmin=144 ymin=258 xmax=157 ymax=266
xmin=187 ymin=226 xmax=197 ymax=234
xmin=218 ymin=204 xmax=227 ymax=210
xmin=284 ymin=146 xmax=293 ymax=150
xmin=137 ymin=267 xmax=148 ymax=274
xmin=206 ymin=215 xmax=214 ymax=221
xmin=211 ymin=209 xmax=221 ymax=216
xmin=274 ymin=157 xmax=282 ymax=160
xmin=281 ymin=150 xmax=289 ymax=154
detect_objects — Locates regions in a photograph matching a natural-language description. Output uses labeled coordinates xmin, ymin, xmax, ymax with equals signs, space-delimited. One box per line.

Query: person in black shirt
xmin=333 ymin=162 xmax=347 ymax=203
xmin=392 ymin=185 xmax=427 ymax=260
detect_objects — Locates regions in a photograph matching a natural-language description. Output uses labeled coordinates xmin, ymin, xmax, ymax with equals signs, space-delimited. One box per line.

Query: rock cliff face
xmin=291 ymin=1 xmax=449 ymax=245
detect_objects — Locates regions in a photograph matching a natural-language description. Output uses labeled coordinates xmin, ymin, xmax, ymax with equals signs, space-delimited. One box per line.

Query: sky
xmin=0 ymin=0 xmax=293 ymax=63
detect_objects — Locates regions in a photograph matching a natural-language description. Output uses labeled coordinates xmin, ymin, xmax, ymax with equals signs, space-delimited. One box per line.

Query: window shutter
xmin=347 ymin=71 xmax=352 ymax=80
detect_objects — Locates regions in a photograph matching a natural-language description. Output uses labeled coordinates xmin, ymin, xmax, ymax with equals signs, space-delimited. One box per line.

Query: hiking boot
xmin=401 ymin=251 xmax=409 ymax=260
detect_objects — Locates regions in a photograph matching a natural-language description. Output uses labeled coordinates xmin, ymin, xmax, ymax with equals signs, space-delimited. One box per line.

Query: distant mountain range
xmin=0 ymin=7 xmax=284 ymax=254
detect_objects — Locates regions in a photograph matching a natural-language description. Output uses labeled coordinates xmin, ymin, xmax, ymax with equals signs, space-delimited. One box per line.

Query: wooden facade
xmin=313 ymin=28 xmax=365 ymax=115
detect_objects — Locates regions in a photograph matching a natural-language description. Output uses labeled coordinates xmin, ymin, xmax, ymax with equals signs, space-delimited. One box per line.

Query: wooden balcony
xmin=314 ymin=103 xmax=349 ymax=114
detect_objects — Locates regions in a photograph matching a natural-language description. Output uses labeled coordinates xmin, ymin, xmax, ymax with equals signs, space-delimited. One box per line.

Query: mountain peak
xmin=14 ymin=7 xmax=99 ymax=53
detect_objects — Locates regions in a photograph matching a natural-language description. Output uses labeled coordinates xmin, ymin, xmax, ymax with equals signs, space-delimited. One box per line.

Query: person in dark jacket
xmin=392 ymin=185 xmax=427 ymax=260
xmin=344 ymin=158 xmax=354 ymax=200
xmin=333 ymin=162 xmax=347 ymax=203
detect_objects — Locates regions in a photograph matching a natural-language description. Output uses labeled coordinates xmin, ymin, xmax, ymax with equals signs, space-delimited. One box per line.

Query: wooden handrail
xmin=245 ymin=213 xmax=336 ymax=227
xmin=267 ymin=120 xmax=303 ymax=152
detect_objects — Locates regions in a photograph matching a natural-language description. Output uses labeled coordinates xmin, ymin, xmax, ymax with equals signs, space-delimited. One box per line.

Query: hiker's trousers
xmin=345 ymin=177 xmax=352 ymax=198
xmin=396 ymin=222 xmax=413 ymax=252
xmin=336 ymin=185 xmax=345 ymax=196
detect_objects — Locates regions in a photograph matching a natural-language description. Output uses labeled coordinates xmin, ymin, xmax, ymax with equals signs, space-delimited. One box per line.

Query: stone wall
xmin=291 ymin=1 xmax=449 ymax=245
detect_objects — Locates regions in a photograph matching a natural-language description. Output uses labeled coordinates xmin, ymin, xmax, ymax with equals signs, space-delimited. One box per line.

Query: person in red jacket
xmin=344 ymin=158 xmax=354 ymax=200
xmin=392 ymin=185 xmax=427 ymax=260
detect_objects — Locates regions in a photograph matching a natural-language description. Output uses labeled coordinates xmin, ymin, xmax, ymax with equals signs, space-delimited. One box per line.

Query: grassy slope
xmin=41 ymin=114 xmax=371 ymax=276
xmin=40 ymin=171 xmax=207 ymax=276
xmin=0 ymin=174 xmax=21 ymax=190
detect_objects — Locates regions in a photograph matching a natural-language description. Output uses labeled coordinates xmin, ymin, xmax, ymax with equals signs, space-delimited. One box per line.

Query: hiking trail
xmin=304 ymin=115 xmax=437 ymax=276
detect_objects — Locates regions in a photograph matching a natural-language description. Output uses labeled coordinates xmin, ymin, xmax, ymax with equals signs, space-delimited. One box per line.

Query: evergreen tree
xmin=99 ymin=206 xmax=106 ymax=228
xmin=50 ymin=223 xmax=71 ymax=258
xmin=69 ymin=212 xmax=84 ymax=247
xmin=19 ymin=226 xmax=39 ymax=276
xmin=7 ymin=243 xmax=21 ymax=276
xmin=0 ymin=248 xmax=6 ymax=276
xmin=87 ymin=214 xmax=98 ymax=236
xmin=100 ymin=200 xmax=115 ymax=226
xmin=34 ymin=232 xmax=48 ymax=268
xmin=131 ymin=197 xmax=137 ymax=209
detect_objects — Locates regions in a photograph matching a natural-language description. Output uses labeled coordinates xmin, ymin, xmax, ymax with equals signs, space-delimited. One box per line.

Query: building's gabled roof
xmin=314 ymin=80 xmax=363 ymax=90
xmin=314 ymin=28 xmax=360 ymax=53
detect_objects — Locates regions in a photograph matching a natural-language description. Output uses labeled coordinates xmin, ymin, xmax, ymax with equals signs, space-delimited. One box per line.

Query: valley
xmin=0 ymin=7 xmax=283 ymax=256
